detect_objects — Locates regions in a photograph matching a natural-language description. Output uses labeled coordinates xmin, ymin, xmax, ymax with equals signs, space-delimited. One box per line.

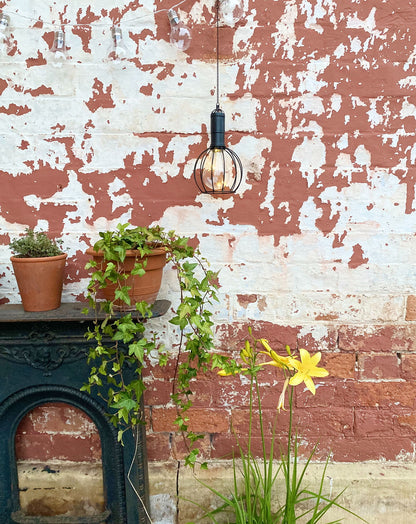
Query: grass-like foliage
xmin=187 ymin=330 xmax=367 ymax=523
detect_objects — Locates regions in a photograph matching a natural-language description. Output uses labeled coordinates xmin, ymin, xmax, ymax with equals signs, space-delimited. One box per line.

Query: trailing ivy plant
xmin=81 ymin=223 xmax=219 ymax=466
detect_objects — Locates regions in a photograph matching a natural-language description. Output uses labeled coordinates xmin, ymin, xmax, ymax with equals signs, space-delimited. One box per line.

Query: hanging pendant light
xmin=193 ymin=0 xmax=243 ymax=195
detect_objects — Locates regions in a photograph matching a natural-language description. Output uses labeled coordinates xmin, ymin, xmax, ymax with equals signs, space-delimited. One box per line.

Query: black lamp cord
xmin=216 ymin=0 xmax=220 ymax=110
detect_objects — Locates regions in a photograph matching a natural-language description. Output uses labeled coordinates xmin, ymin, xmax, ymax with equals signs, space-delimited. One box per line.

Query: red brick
xmin=339 ymin=325 xmax=416 ymax=353
xmin=320 ymin=352 xmax=356 ymax=379
xmin=210 ymin=433 xmax=287 ymax=460
xmin=258 ymin=375 xmax=295 ymax=410
xmin=406 ymin=295 xmax=416 ymax=321
xmin=353 ymin=382 xmax=416 ymax=409
xmin=354 ymin=408 xmax=394 ymax=437
xmin=183 ymin=378 xmax=213 ymax=407
xmin=231 ymin=408 xmax=287 ymax=437
xmin=188 ymin=408 xmax=230 ymax=433
xmin=150 ymin=408 xmax=176 ymax=432
xmin=146 ymin=433 xmax=172 ymax=461
xmin=297 ymin=380 xmax=416 ymax=409
xmin=395 ymin=411 xmax=416 ymax=436
xmin=312 ymin=436 xmax=416 ymax=462
xmin=294 ymin=379 xmax=355 ymax=408
xmin=152 ymin=407 xmax=229 ymax=433
xmin=215 ymin=322 xmax=299 ymax=353
xmin=15 ymin=433 xmax=102 ymax=462
xmin=357 ymin=353 xmax=401 ymax=380
xmin=212 ymin=431 xmax=416 ymax=463
xmin=297 ymin=327 xmax=338 ymax=351
xmin=231 ymin=405 xmax=353 ymax=440
xmin=293 ymin=407 xmax=354 ymax=437
xmin=17 ymin=403 xmax=96 ymax=435
xmin=143 ymin=379 xmax=173 ymax=406
xmin=401 ymin=354 xmax=416 ymax=380
xmin=146 ymin=374 xmax=215 ymax=411
xmin=170 ymin=434 xmax=211 ymax=461
xmin=142 ymin=353 xmax=188 ymax=380
xmin=210 ymin=374 xmax=250 ymax=408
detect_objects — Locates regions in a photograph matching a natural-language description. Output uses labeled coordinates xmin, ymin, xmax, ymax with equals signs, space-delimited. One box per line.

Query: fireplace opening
xmin=0 ymin=303 xmax=159 ymax=522
xmin=15 ymin=402 xmax=105 ymax=518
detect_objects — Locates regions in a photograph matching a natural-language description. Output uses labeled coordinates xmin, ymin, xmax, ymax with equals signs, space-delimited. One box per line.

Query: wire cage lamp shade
xmin=193 ymin=1 xmax=243 ymax=195
xmin=194 ymin=106 xmax=243 ymax=194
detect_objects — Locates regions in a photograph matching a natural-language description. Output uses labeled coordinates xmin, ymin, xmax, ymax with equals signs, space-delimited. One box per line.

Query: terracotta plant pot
xmin=10 ymin=254 xmax=67 ymax=312
xmin=86 ymin=247 xmax=167 ymax=309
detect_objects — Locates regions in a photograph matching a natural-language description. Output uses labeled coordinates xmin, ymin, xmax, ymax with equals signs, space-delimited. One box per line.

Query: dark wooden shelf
xmin=0 ymin=300 xmax=171 ymax=323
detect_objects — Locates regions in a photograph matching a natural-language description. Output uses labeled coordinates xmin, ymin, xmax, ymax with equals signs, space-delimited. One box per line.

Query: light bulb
xmin=219 ymin=0 xmax=244 ymax=26
xmin=0 ymin=13 xmax=12 ymax=56
xmin=202 ymin=149 xmax=228 ymax=191
xmin=167 ymin=9 xmax=192 ymax=52
xmin=106 ymin=26 xmax=129 ymax=62
xmin=50 ymin=29 xmax=68 ymax=66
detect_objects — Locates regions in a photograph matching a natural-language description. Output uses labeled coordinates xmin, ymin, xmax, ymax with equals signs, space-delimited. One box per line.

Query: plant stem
xmin=283 ymin=385 xmax=295 ymax=523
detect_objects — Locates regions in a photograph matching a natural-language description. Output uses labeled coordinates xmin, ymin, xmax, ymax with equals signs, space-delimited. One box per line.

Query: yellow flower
xmin=289 ymin=348 xmax=329 ymax=395
xmin=259 ymin=339 xmax=296 ymax=370
xmin=260 ymin=338 xmax=272 ymax=353
xmin=261 ymin=349 xmax=295 ymax=370
xmin=277 ymin=378 xmax=289 ymax=412
xmin=218 ymin=369 xmax=234 ymax=376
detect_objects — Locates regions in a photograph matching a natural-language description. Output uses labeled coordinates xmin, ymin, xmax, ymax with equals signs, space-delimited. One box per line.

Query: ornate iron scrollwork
xmin=0 ymin=324 xmax=88 ymax=375
xmin=0 ymin=341 xmax=87 ymax=374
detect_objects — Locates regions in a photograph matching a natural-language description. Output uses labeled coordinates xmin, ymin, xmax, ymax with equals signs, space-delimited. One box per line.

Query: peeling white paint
xmin=292 ymin=136 xmax=326 ymax=186
xmin=272 ymin=0 xmax=298 ymax=60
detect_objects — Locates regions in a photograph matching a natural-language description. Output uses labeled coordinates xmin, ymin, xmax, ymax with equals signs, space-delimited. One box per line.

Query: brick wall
xmin=0 ymin=0 xmax=415 ymax=490
xmin=142 ymin=320 xmax=416 ymax=463
xmin=16 ymin=402 xmax=101 ymax=463
xmin=15 ymin=403 xmax=104 ymax=517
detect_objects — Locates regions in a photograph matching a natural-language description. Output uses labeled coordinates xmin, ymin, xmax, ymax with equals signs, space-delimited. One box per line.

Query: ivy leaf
xmin=111 ymin=397 xmax=138 ymax=411
xmin=129 ymin=341 xmax=145 ymax=362
xmin=184 ymin=449 xmax=199 ymax=468
xmin=178 ymin=303 xmax=192 ymax=319
xmin=131 ymin=262 xmax=146 ymax=276
xmin=114 ymin=286 xmax=131 ymax=306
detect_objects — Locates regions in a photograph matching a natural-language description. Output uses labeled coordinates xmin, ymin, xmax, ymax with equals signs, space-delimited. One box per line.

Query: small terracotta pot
xmin=11 ymin=253 xmax=67 ymax=312
xmin=86 ymin=247 xmax=167 ymax=309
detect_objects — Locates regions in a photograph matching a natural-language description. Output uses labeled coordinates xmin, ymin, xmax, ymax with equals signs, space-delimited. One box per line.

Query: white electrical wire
xmin=0 ymin=0 xmax=190 ymax=30
xmin=127 ymin=426 xmax=154 ymax=524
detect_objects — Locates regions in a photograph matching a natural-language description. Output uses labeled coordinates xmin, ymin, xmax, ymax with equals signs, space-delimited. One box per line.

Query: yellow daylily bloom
xmin=260 ymin=338 xmax=293 ymax=368
xmin=289 ymin=348 xmax=329 ymax=395
xmin=277 ymin=377 xmax=289 ymax=412
xmin=218 ymin=369 xmax=234 ymax=376
xmin=260 ymin=338 xmax=272 ymax=353
xmin=260 ymin=349 xmax=296 ymax=370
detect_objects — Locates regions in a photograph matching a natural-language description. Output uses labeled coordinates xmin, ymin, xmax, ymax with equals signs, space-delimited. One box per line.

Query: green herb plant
xmin=189 ymin=330 xmax=367 ymax=523
xmin=10 ymin=228 xmax=63 ymax=258
xmin=82 ymin=223 xmax=219 ymax=466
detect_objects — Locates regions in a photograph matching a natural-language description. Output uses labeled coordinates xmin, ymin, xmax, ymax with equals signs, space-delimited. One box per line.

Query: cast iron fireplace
xmin=0 ymin=301 xmax=169 ymax=524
